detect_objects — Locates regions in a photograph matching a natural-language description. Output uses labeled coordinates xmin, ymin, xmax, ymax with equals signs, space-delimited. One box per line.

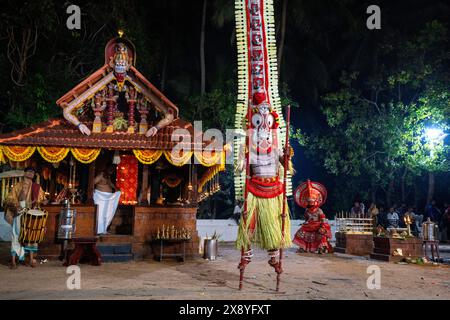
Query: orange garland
xmin=133 ymin=149 xmax=163 ymax=164
xmin=2 ymin=145 xmax=36 ymax=162
xmin=37 ymin=146 xmax=70 ymax=163
xmin=71 ymin=148 xmax=101 ymax=164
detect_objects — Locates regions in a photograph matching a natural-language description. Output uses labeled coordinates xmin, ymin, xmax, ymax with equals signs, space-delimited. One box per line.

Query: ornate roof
xmin=0 ymin=36 xmax=203 ymax=150
xmin=0 ymin=118 xmax=204 ymax=150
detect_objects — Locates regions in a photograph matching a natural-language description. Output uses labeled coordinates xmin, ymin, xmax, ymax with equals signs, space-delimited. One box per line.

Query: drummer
xmin=4 ymin=167 xmax=47 ymax=269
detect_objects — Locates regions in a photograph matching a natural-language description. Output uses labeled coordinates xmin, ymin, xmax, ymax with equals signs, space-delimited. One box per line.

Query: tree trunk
xmin=401 ymin=167 xmax=407 ymax=203
xmin=414 ymin=177 xmax=419 ymax=210
xmin=200 ymin=0 xmax=207 ymax=96
xmin=371 ymin=186 xmax=377 ymax=203
xmin=277 ymin=0 xmax=288 ymax=73
xmin=385 ymin=179 xmax=394 ymax=208
xmin=426 ymin=171 xmax=435 ymax=204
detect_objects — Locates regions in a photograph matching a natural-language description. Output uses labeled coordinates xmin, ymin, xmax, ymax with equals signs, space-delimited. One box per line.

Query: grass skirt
xmin=236 ymin=192 xmax=292 ymax=250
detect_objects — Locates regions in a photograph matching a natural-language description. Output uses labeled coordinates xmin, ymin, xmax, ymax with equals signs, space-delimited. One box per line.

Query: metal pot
xmin=58 ymin=200 xmax=76 ymax=239
xmin=422 ymin=218 xmax=438 ymax=241
xmin=203 ymin=239 xmax=218 ymax=260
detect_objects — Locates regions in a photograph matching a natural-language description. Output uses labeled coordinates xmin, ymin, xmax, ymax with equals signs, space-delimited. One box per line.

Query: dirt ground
xmin=0 ymin=242 xmax=449 ymax=300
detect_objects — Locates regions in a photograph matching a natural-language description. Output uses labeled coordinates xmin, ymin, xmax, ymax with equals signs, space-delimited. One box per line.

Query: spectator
xmin=404 ymin=207 xmax=418 ymax=236
xmin=232 ymin=200 xmax=242 ymax=225
xmin=378 ymin=206 xmax=387 ymax=229
xmin=397 ymin=203 xmax=407 ymax=228
xmin=350 ymin=201 xmax=365 ymax=218
xmin=368 ymin=202 xmax=379 ymax=231
xmin=387 ymin=206 xmax=399 ymax=229
xmin=442 ymin=203 xmax=450 ymax=243
xmin=424 ymin=200 xmax=442 ymax=223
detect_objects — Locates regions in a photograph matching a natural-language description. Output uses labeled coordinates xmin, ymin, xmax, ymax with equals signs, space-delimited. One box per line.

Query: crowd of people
xmin=350 ymin=200 xmax=450 ymax=242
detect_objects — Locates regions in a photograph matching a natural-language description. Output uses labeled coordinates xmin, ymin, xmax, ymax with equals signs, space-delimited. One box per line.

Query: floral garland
xmin=197 ymin=152 xmax=226 ymax=192
xmin=163 ymin=150 xmax=193 ymax=167
xmin=37 ymin=146 xmax=70 ymax=163
xmin=2 ymin=145 xmax=36 ymax=162
xmin=0 ymin=146 xmax=5 ymax=164
xmin=162 ymin=173 xmax=183 ymax=188
xmin=71 ymin=148 xmax=101 ymax=164
xmin=194 ymin=150 xmax=222 ymax=167
xmin=133 ymin=149 xmax=163 ymax=164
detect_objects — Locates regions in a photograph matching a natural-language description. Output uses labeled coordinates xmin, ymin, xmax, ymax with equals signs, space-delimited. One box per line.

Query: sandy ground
xmin=0 ymin=242 xmax=449 ymax=300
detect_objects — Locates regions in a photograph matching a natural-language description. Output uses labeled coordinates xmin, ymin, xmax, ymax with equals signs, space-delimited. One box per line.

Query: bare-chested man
xmin=4 ymin=167 xmax=47 ymax=268
xmin=93 ymin=165 xmax=121 ymax=235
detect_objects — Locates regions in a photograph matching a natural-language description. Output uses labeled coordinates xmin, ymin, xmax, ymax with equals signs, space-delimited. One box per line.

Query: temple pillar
xmin=192 ymin=164 xmax=198 ymax=204
xmin=141 ymin=164 xmax=149 ymax=204
xmin=87 ymin=162 xmax=96 ymax=204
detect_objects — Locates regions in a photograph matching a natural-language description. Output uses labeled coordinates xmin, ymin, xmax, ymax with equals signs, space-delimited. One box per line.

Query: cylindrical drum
xmin=58 ymin=202 xmax=76 ymax=239
xmin=203 ymin=239 xmax=218 ymax=260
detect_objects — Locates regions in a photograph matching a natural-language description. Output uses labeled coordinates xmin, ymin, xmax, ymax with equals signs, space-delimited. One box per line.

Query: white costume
xmin=93 ymin=190 xmax=121 ymax=234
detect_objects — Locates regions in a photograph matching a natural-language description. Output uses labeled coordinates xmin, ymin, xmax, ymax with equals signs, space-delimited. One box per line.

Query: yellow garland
xmin=37 ymin=146 xmax=70 ymax=163
xmin=0 ymin=146 xmax=5 ymax=164
xmin=71 ymin=148 xmax=101 ymax=164
xmin=2 ymin=145 xmax=36 ymax=162
xmin=133 ymin=149 xmax=163 ymax=165
xmin=163 ymin=150 xmax=193 ymax=167
xmin=198 ymin=152 xmax=226 ymax=192
xmin=194 ymin=150 xmax=222 ymax=167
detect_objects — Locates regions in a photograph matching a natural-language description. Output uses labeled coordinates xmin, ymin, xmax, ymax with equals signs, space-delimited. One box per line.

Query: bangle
xmin=76 ymin=123 xmax=82 ymax=128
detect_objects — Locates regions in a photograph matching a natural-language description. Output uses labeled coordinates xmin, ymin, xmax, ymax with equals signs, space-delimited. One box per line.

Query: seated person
xmin=293 ymin=180 xmax=332 ymax=254
xmin=93 ymin=165 xmax=121 ymax=235
xmin=387 ymin=207 xmax=400 ymax=229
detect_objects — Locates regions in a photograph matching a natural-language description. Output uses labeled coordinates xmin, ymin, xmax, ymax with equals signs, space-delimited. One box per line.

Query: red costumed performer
xmin=293 ymin=180 xmax=333 ymax=254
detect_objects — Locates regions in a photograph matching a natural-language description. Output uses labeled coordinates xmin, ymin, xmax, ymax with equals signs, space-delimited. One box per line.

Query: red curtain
xmin=116 ymin=155 xmax=138 ymax=204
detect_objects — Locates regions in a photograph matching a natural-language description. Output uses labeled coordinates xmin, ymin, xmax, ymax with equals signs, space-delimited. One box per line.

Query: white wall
xmin=0 ymin=215 xmax=338 ymax=243
xmin=197 ymin=219 xmax=338 ymax=242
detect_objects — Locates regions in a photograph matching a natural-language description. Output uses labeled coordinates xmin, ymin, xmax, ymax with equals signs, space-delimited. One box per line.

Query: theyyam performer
xmin=293 ymin=180 xmax=333 ymax=254
xmin=234 ymin=0 xmax=293 ymax=291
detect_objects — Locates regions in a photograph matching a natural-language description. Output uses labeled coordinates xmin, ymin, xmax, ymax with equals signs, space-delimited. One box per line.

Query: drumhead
xmin=26 ymin=209 xmax=47 ymax=216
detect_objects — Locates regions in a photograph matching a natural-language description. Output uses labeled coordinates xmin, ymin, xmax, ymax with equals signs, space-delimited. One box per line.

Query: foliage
xmin=294 ymin=21 xmax=450 ymax=210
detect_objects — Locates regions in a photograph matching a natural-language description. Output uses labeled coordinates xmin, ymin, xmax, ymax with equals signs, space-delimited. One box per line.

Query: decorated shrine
xmin=0 ymin=35 xmax=226 ymax=260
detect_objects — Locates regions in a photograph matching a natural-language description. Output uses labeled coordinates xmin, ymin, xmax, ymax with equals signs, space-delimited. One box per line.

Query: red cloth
xmin=116 ymin=155 xmax=138 ymax=204
xmin=293 ymin=210 xmax=332 ymax=253
xmin=247 ymin=178 xmax=283 ymax=199
xmin=31 ymin=183 xmax=41 ymax=207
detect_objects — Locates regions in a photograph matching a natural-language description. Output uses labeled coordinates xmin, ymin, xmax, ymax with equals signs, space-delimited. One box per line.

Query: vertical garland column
xmin=127 ymin=86 xmax=137 ymax=133
xmin=106 ymin=83 xmax=116 ymax=133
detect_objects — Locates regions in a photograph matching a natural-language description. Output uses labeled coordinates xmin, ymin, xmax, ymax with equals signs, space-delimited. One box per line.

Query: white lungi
xmin=11 ymin=215 xmax=25 ymax=261
xmin=93 ymin=190 xmax=121 ymax=234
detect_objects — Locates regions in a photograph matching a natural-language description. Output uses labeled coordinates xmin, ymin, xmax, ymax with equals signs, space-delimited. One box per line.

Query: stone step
xmin=101 ymin=253 xmax=133 ymax=263
xmin=97 ymin=243 xmax=132 ymax=255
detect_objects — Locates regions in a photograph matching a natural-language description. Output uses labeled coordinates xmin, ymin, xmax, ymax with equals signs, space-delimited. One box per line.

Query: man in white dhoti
xmin=94 ymin=166 xmax=121 ymax=235
xmin=4 ymin=167 xmax=46 ymax=268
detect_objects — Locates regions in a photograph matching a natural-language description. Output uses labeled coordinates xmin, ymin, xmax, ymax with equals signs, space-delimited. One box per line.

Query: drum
xmin=19 ymin=208 xmax=49 ymax=244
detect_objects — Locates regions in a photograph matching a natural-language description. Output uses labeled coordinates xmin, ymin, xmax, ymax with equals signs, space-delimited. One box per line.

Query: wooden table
xmin=152 ymin=239 xmax=189 ymax=262
xmin=423 ymin=240 xmax=440 ymax=260
xmin=64 ymin=237 xmax=102 ymax=266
